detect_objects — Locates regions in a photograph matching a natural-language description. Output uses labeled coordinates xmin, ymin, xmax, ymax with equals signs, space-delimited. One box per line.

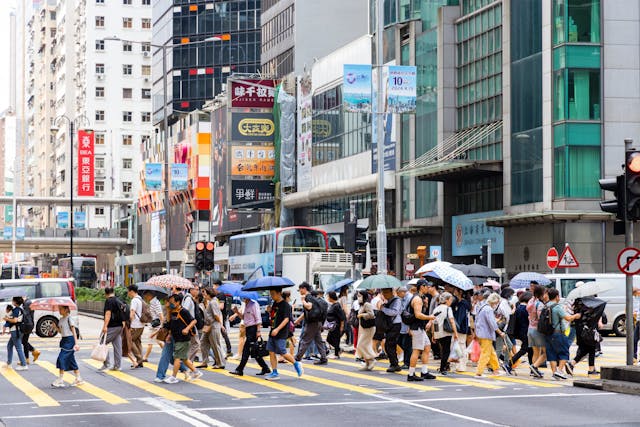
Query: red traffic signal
xmin=196 ymin=241 xmax=205 ymax=251
xmin=206 ymin=242 xmax=215 ymax=251
xmin=628 ymin=151 xmax=640 ymax=173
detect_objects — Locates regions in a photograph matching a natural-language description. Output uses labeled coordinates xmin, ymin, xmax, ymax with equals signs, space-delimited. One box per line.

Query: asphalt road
xmin=0 ymin=315 xmax=638 ymax=427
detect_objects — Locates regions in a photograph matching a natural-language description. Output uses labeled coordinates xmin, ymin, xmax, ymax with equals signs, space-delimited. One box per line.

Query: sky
xmin=0 ymin=2 xmax=14 ymax=112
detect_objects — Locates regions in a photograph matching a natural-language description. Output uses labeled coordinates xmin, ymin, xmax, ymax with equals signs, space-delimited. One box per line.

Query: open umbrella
xmin=567 ymin=281 xmax=616 ymax=300
xmin=147 ymin=274 xmax=194 ymax=290
xmin=414 ymin=261 xmax=452 ymax=276
xmin=136 ymin=283 xmax=170 ymax=299
xmin=325 ymin=278 xmax=354 ymax=294
xmin=242 ymin=276 xmax=295 ymax=291
xmin=424 ymin=264 xmax=473 ymax=291
xmin=509 ymin=272 xmax=551 ymax=290
xmin=216 ymin=282 xmax=260 ymax=301
xmin=358 ymin=274 xmax=402 ymax=290
xmin=483 ymin=279 xmax=502 ymax=291
xmin=29 ymin=297 xmax=77 ymax=311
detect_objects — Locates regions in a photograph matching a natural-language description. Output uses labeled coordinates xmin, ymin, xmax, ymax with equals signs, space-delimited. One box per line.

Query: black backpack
xmin=110 ymin=297 xmax=130 ymax=325
xmin=537 ymin=304 xmax=556 ymax=336
xmin=401 ymin=295 xmax=418 ymax=326
xmin=307 ymin=295 xmax=328 ymax=323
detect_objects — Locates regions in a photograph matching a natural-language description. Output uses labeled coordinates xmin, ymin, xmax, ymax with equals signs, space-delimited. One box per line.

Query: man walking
xmin=230 ymin=296 xmax=271 ymax=376
xmin=407 ymin=281 xmax=436 ymax=381
xmin=544 ymin=288 xmax=581 ymax=380
xmin=265 ymin=289 xmax=303 ymax=380
xmin=182 ymin=286 xmax=202 ymax=362
xmin=199 ymin=288 xmax=225 ymax=369
xmin=101 ymin=287 xmax=124 ymax=371
xmin=380 ymin=288 xmax=403 ymax=372
xmin=425 ymin=282 xmax=441 ymax=359
xmin=127 ymin=285 xmax=145 ymax=368
xmin=397 ymin=285 xmax=413 ymax=369
xmin=295 ymin=283 xmax=328 ymax=365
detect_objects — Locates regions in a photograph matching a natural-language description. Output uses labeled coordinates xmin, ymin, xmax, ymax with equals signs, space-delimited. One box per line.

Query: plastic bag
xmin=90 ymin=334 xmax=108 ymax=362
xmin=468 ymin=339 xmax=481 ymax=363
xmin=448 ymin=339 xmax=462 ymax=362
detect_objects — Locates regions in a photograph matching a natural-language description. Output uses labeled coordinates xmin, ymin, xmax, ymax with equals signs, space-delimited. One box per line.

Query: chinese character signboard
xmin=231 ymin=146 xmax=275 ymax=176
xmin=230 ymin=180 xmax=275 ymax=208
xmin=231 ymin=113 xmax=275 ymax=143
xmin=343 ymin=64 xmax=372 ymax=113
xmin=451 ymin=210 xmax=505 ymax=256
xmin=229 ymin=79 xmax=276 ymax=108
xmin=387 ymin=65 xmax=417 ymax=113
xmin=170 ymin=163 xmax=188 ymax=190
xmin=297 ymin=76 xmax=313 ymax=190
xmin=77 ymin=129 xmax=95 ymax=196
xmin=145 ymin=163 xmax=162 ymax=191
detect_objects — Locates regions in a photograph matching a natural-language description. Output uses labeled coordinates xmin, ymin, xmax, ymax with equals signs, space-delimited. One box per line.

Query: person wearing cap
xmin=406 ymin=280 xmax=436 ymax=381
xmin=398 ymin=284 xmax=414 ymax=369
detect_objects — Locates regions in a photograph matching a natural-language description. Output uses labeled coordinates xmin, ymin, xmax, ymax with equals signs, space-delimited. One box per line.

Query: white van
xmin=545 ymin=273 xmax=640 ymax=337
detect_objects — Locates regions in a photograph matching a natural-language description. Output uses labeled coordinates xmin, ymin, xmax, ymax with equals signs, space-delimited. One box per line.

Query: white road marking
xmin=140 ymin=397 xmax=232 ymax=427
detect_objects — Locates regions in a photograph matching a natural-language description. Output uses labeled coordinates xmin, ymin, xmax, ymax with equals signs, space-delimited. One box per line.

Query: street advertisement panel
xmin=231 ymin=112 xmax=275 ymax=143
xmin=343 ymin=64 xmax=372 ymax=112
xmin=387 ymin=65 xmax=417 ymax=113
xmin=3 ymin=227 xmax=10 ymax=240
xmin=150 ymin=211 xmax=166 ymax=253
xmin=212 ymin=106 xmax=228 ymax=233
xmin=452 ymin=210 xmax=505 ymax=256
xmin=230 ymin=180 xmax=275 ymax=208
xmin=170 ymin=163 xmax=189 ymax=190
xmin=371 ymin=113 xmax=396 ymax=172
xmin=229 ymin=79 xmax=276 ymax=108
xmin=231 ymin=146 xmax=275 ymax=176
xmin=16 ymin=227 xmax=24 ymax=240
xmin=145 ymin=163 xmax=163 ymax=191
xmin=74 ymin=212 xmax=86 ymax=229
xmin=297 ymin=76 xmax=313 ymax=190
xmin=57 ymin=212 xmax=69 ymax=229
xmin=77 ymin=129 xmax=95 ymax=196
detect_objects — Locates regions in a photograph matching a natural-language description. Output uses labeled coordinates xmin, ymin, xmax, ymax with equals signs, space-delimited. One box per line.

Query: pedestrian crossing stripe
xmin=242 ymin=362 xmax=379 ymax=395
xmin=297 ymin=362 xmax=441 ymax=392
xmin=204 ymin=366 xmax=318 ymax=397
xmin=36 ymin=361 xmax=129 ymax=405
xmin=142 ymin=362 xmax=255 ymax=399
xmin=452 ymin=370 xmax=563 ymax=388
xmin=83 ymin=359 xmax=192 ymax=402
xmin=0 ymin=364 xmax=59 ymax=407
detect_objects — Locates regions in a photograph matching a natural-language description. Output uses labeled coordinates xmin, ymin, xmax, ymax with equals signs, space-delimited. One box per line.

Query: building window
xmin=553 ymin=68 xmax=600 ymax=121
xmin=141 ymin=18 xmax=151 ymax=29
xmin=122 ymin=135 xmax=132 ymax=145
xmin=95 ymin=110 xmax=105 ymax=121
xmin=141 ymin=43 xmax=151 ymax=53
xmin=123 ymin=0 xmax=132 ymax=5
xmin=122 ymin=88 xmax=132 ymax=99
xmin=122 ymin=17 xmax=132 ymax=28
xmin=141 ymin=112 xmax=151 ymax=122
xmin=96 ymin=157 xmax=105 ymax=169
xmin=141 ymin=135 xmax=150 ymax=145
xmin=122 ymin=182 xmax=132 ymax=193
xmin=95 ymin=207 xmax=105 ymax=215
xmin=122 ymin=111 xmax=132 ymax=122
xmin=122 ymin=41 xmax=132 ymax=52
xmin=123 ymin=158 xmax=132 ymax=169
xmin=96 ymin=0 xmax=105 ymax=4
xmin=95 ymin=63 xmax=105 ymax=74
xmin=95 ymin=39 xmax=105 ymax=51
xmin=95 ymin=87 xmax=105 ymax=97
xmin=141 ymin=65 xmax=151 ymax=76
xmin=95 ymin=133 xmax=105 ymax=145
xmin=142 ymin=0 xmax=150 ymax=4
xmin=123 ymin=64 xmax=132 ymax=75
xmin=95 ymin=181 xmax=105 ymax=192
xmin=95 ymin=16 xmax=104 ymax=28
xmin=553 ymin=0 xmax=601 ymax=45
xmin=142 ymin=88 xmax=151 ymax=99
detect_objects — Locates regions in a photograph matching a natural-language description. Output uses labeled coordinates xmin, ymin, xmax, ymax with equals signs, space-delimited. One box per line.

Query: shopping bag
xmin=468 ymin=339 xmax=481 ymax=363
xmin=448 ymin=339 xmax=462 ymax=363
xmin=122 ymin=325 xmax=133 ymax=356
xmin=90 ymin=334 xmax=108 ymax=362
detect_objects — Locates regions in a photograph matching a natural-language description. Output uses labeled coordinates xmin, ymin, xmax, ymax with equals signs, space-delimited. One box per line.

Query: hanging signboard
xmin=145 ymin=163 xmax=163 ymax=191
xmin=231 ymin=146 xmax=275 ymax=176
xmin=74 ymin=212 xmax=86 ymax=229
xmin=231 ymin=112 xmax=276 ymax=143
xmin=170 ymin=163 xmax=189 ymax=191
xmin=297 ymin=76 xmax=313 ymax=190
xmin=387 ymin=65 xmax=417 ymax=113
xmin=57 ymin=212 xmax=69 ymax=229
xmin=229 ymin=79 xmax=276 ymax=108
xmin=77 ymin=129 xmax=95 ymax=196
xmin=343 ymin=64 xmax=372 ymax=113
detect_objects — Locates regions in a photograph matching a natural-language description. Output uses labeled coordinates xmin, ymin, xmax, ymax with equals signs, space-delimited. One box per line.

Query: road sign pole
xmin=487 ymin=239 xmax=492 ymax=270
xmin=625 ymin=138 xmax=634 ymax=366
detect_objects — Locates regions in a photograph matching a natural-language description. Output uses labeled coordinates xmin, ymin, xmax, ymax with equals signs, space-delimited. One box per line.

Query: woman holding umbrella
xmin=567 ymin=297 xmax=605 ymax=376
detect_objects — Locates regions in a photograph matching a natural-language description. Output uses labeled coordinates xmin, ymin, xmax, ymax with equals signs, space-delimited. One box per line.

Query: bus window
xmin=40 ymin=280 xmax=70 ymax=298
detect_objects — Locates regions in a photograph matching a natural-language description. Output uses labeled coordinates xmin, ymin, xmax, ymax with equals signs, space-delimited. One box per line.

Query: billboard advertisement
xmin=343 ymin=64 xmax=372 ymax=113
xmin=297 ymin=76 xmax=313 ymax=190
xmin=371 ymin=113 xmax=396 ymax=172
xmin=231 ymin=112 xmax=275 ymax=143
xmin=212 ymin=106 xmax=228 ymax=233
xmin=57 ymin=212 xmax=69 ymax=229
xmin=77 ymin=129 xmax=95 ymax=196
xmin=170 ymin=163 xmax=189 ymax=191
xmin=230 ymin=180 xmax=275 ymax=208
xmin=145 ymin=163 xmax=163 ymax=191
xmin=231 ymin=146 xmax=275 ymax=176
xmin=452 ymin=210 xmax=505 ymax=256
xmin=74 ymin=212 xmax=86 ymax=229
xmin=229 ymin=79 xmax=276 ymax=108
xmin=387 ymin=65 xmax=417 ymax=113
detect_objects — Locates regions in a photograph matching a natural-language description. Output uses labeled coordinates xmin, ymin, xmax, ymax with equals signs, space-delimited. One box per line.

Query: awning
xmin=414 ymin=160 xmax=502 ymax=181
xmin=484 ymin=211 xmax=614 ymax=227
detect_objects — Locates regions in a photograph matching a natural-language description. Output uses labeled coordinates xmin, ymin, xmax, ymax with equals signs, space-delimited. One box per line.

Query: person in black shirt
xmin=265 ymin=289 xmax=303 ymax=380
xmin=100 ymin=288 xmax=124 ymax=371
xmin=163 ymin=293 xmax=202 ymax=384
xmin=326 ymin=292 xmax=346 ymax=359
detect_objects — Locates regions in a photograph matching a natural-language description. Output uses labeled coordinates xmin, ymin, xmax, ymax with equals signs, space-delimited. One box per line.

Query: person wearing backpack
xmin=182 ymin=287 xmax=203 ymax=363
xmin=380 ymin=288 xmax=403 ymax=373
xmin=294 ymin=283 xmax=328 ymax=364
xmin=543 ymin=288 xmax=581 ymax=380
xmin=526 ymin=285 xmax=548 ymax=378
xmin=21 ymin=297 xmax=40 ymax=364
xmin=127 ymin=285 xmax=146 ymax=369
xmin=100 ymin=287 xmax=125 ymax=371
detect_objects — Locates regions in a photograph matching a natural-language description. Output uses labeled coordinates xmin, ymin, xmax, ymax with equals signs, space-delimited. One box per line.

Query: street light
xmin=104 ymin=35 xmax=230 ymax=274
xmin=51 ymin=114 xmax=91 ymax=275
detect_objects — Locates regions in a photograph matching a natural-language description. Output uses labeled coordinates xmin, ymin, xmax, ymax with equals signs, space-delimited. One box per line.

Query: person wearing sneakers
xmin=4 ymin=297 xmax=28 ymax=370
xmin=355 ymin=290 xmax=377 ymax=370
xmin=21 ymin=298 xmax=40 ymax=364
xmin=544 ymin=288 xmax=580 ymax=380
xmin=230 ymin=296 xmax=271 ymax=377
xmin=406 ymin=280 xmax=436 ymax=381
xmin=474 ymin=293 xmax=506 ymax=377
xmin=51 ymin=304 xmax=83 ymax=388
xmin=163 ymin=293 xmax=203 ymax=384
xmin=294 ymin=283 xmax=328 ymax=365
xmin=265 ymin=289 xmax=303 ymax=380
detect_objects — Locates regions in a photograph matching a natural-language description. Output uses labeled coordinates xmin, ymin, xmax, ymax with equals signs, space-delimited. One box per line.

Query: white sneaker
xmin=189 ymin=370 xmax=203 ymax=381
xmin=51 ymin=378 xmax=66 ymax=388
xmin=153 ymin=377 xmax=165 ymax=383
xmin=71 ymin=377 xmax=85 ymax=387
xmin=163 ymin=376 xmax=179 ymax=384
xmin=553 ymin=370 xmax=567 ymax=380
xmin=15 ymin=365 xmax=28 ymax=371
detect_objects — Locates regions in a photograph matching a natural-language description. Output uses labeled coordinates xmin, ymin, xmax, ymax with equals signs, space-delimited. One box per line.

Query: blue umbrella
xmin=242 ymin=276 xmax=295 ymax=291
xmin=509 ymin=272 xmax=551 ymax=290
xmin=217 ymin=282 xmax=260 ymax=301
xmin=325 ymin=278 xmax=354 ymax=293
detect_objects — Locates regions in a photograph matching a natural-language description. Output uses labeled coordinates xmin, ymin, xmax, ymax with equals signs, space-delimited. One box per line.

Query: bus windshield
xmin=276 ymin=228 xmax=327 ymax=254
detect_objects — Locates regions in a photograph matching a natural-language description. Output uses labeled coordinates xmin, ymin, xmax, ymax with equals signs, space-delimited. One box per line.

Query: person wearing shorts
xmin=526 ymin=285 xmax=548 ymax=378
xmin=265 ymin=289 xmax=303 ymax=381
xmin=407 ymin=280 xmax=437 ymax=381
xmin=162 ymin=294 xmax=202 ymax=384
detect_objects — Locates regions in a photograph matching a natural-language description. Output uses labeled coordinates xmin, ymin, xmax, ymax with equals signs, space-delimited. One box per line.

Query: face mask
xmin=169 ymin=303 xmax=176 ymax=310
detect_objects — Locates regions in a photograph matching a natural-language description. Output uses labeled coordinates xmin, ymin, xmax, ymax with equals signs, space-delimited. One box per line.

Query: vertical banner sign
xmin=343 ymin=64 xmax=372 ymax=112
xmin=387 ymin=65 xmax=417 ymax=113
xmin=77 ymin=130 xmax=95 ymax=196
xmin=57 ymin=212 xmax=69 ymax=229
xmin=145 ymin=163 xmax=163 ymax=191
xmin=297 ymin=76 xmax=313 ymax=190
xmin=3 ymin=227 xmax=11 ymax=240
xmin=170 ymin=163 xmax=189 ymax=190
xmin=74 ymin=212 xmax=86 ymax=229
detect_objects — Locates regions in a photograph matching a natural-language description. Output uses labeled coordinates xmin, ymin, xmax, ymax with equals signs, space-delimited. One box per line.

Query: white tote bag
xmin=90 ymin=334 xmax=108 ymax=362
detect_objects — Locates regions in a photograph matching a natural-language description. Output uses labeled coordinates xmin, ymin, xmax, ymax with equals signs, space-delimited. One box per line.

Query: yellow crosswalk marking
xmin=143 ymin=362 xmax=255 ymax=399
xmin=244 ymin=362 xmax=379 ymax=395
xmin=204 ymin=366 xmax=317 ymax=397
xmin=297 ymin=362 xmax=441 ymax=391
xmin=36 ymin=361 xmax=128 ymax=405
xmin=83 ymin=359 xmax=192 ymax=401
xmin=0 ymin=364 xmax=59 ymax=407
xmin=453 ymin=370 xmax=563 ymax=388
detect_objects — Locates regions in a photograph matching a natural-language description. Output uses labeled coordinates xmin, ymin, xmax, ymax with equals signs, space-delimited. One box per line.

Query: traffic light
xmin=355 ymin=225 xmax=369 ymax=253
xmin=195 ymin=241 xmax=206 ymax=271
xmin=480 ymin=244 xmax=488 ymax=266
xmin=599 ymin=175 xmax=625 ymax=220
xmin=204 ymin=241 xmax=215 ymax=271
xmin=344 ymin=210 xmax=357 ymax=253
xmin=626 ymin=150 xmax=640 ymax=221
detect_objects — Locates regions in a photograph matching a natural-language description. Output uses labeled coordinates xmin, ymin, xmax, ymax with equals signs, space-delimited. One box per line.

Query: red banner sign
xmin=77 ymin=129 xmax=95 ymax=196
xmin=229 ymin=79 xmax=276 ymax=108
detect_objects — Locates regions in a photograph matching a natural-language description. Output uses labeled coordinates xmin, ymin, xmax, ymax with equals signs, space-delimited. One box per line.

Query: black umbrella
xmin=136 ymin=283 xmax=170 ymax=299
xmin=575 ymin=296 xmax=607 ymax=327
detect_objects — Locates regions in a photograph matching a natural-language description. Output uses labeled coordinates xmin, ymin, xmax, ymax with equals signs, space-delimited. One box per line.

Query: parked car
xmin=0 ymin=278 xmax=78 ymax=337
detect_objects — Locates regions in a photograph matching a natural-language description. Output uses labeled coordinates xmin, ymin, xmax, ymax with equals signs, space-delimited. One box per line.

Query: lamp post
xmin=374 ymin=0 xmax=387 ymax=274
xmin=51 ymin=114 xmax=90 ymax=271
xmin=104 ymin=35 xmax=229 ymax=274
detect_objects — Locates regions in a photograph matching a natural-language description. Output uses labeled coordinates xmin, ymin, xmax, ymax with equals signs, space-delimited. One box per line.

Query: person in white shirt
xmin=143 ymin=292 xmax=164 ymax=362
xmin=127 ymin=285 xmax=145 ymax=368
xmin=182 ymin=287 xmax=203 ymax=362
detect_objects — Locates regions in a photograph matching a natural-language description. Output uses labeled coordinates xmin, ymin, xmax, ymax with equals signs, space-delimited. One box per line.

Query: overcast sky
xmin=0 ymin=3 xmax=14 ymax=112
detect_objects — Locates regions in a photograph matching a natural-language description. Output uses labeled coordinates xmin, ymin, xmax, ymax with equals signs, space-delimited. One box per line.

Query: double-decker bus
xmin=58 ymin=256 xmax=98 ymax=288
xmin=228 ymin=227 xmax=329 ymax=281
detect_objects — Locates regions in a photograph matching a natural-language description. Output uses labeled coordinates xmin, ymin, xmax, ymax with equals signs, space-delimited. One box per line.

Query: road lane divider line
xmin=204 ymin=366 xmax=317 ymax=397
xmin=242 ymin=362 xmax=379 ymax=395
xmin=143 ymin=362 xmax=255 ymax=399
xmin=0 ymin=364 xmax=59 ymax=407
xmin=83 ymin=359 xmax=191 ymax=401
xmin=36 ymin=361 xmax=128 ymax=405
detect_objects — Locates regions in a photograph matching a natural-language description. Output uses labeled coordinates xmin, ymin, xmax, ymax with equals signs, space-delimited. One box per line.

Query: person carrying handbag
xmin=432 ymin=292 xmax=458 ymax=375
xmin=355 ymin=291 xmax=377 ymax=370
xmin=230 ymin=297 xmax=271 ymax=377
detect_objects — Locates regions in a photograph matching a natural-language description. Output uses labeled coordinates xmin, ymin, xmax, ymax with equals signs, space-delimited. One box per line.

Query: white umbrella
xmin=567 ymin=281 xmax=616 ymax=300
xmin=424 ymin=264 xmax=473 ymax=291
xmin=415 ymin=261 xmax=452 ymax=276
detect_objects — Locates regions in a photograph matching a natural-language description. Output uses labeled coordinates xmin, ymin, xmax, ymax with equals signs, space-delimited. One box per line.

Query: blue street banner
xmin=74 ymin=212 xmax=86 ymax=229
xmin=145 ymin=163 xmax=163 ymax=191
xmin=3 ymin=227 xmax=11 ymax=240
xmin=343 ymin=64 xmax=372 ymax=113
xmin=170 ymin=163 xmax=189 ymax=191
xmin=451 ymin=210 xmax=505 ymax=256
xmin=57 ymin=212 xmax=69 ymax=229
xmin=16 ymin=227 xmax=24 ymax=240
xmin=371 ymin=113 xmax=396 ymax=172
xmin=387 ymin=65 xmax=417 ymax=113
